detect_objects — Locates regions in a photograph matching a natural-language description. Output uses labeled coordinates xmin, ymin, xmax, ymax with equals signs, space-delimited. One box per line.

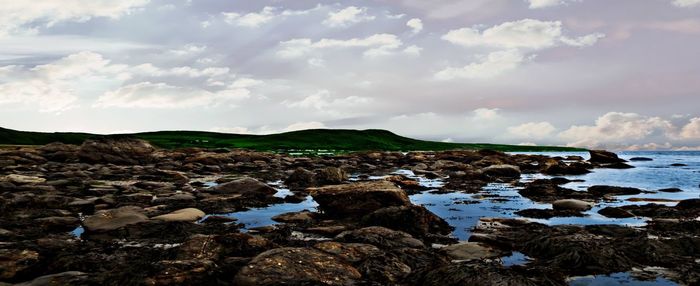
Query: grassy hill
xmin=0 ymin=127 xmax=584 ymax=152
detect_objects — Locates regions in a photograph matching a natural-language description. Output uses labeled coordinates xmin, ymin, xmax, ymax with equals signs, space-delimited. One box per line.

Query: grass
xmin=0 ymin=127 xmax=585 ymax=152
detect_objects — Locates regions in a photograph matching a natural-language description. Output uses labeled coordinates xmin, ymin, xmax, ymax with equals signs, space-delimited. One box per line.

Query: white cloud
xmin=222 ymin=5 xmax=320 ymax=28
xmin=442 ymin=19 xmax=604 ymax=50
xmin=527 ymin=0 xmax=565 ymax=9
xmin=323 ymin=6 xmax=375 ymax=27
xmin=435 ymin=50 xmax=526 ymax=80
xmin=471 ymin=108 xmax=502 ymax=121
xmin=277 ymin=34 xmax=403 ymax=59
xmin=94 ymin=82 xmax=250 ymax=109
xmin=0 ymin=0 xmax=150 ymax=36
xmin=507 ymin=122 xmax=557 ymax=139
xmin=403 ymin=45 xmax=423 ymax=56
xmin=406 ymin=18 xmax=424 ymax=34
xmin=168 ymin=44 xmax=206 ymax=56
xmin=672 ymin=0 xmax=700 ymax=8
xmin=210 ymin=126 xmax=251 ymax=134
xmin=283 ymin=90 xmax=372 ymax=110
xmin=680 ymin=117 xmax=700 ymax=139
xmin=558 ymin=112 xmax=676 ymax=148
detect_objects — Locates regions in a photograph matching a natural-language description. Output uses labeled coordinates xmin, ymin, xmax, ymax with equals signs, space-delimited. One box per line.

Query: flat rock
xmin=309 ymin=181 xmax=411 ymax=217
xmin=552 ymin=199 xmax=593 ymax=211
xmin=440 ymin=242 xmax=506 ymax=261
xmin=3 ymin=174 xmax=46 ymax=185
xmin=336 ymin=226 xmax=424 ymax=249
xmin=152 ymin=208 xmax=205 ymax=222
xmin=210 ymin=177 xmax=276 ymax=198
xmin=83 ymin=206 xmax=148 ymax=232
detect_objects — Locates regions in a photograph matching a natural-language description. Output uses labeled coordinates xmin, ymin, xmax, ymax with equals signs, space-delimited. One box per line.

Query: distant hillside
xmin=0 ymin=127 xmax=584 ymax=152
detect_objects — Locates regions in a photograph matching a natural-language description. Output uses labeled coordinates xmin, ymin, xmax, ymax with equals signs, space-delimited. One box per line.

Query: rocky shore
xmin=0 ymin=138 xmax=698 ymax=285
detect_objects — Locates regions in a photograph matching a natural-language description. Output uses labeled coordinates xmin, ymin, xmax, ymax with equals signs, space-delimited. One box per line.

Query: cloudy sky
xmin=1 ymin=0 xmax=699 ymax=150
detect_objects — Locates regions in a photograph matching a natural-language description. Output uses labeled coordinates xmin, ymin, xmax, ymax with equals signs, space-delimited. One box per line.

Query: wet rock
xmin=588 ymin=150 xmax=626 ymax=164
xmin=361 ymin=205 xmax=453 ymax=237
xmin=357 ymin=254 xmax=412 ymax=284
xmin=543 ymin=162 xmax=592 ymax=175
xmin=209 ymin=177 xmax=276 ymax=199
xmin=676 ymin=198 xmax=700 ymax=210
xmin=336 ymin=226 xmax=424 ymax=249
xmin=0 ymin=249 xmax=40 ymax=280
xmin=670 ymin=163 xmax=687 ymax=167
xmin=313 ymin=241 xmax=382 ymax=263
xmin=598 ymin=207 xmax=635 ymax=218
xmin=439 ymin=242 xmax=506 ymax=261
xmin=14 ymin=271 xmax=89 ymax=286
xmin=144 ymin=259 xmax=217 ymax=286
xmin=629 ymin=157 xmax=653 ymax=161
xmin=82 ymin=206 xmax=148 ymax=232
xmin=78 ymin=137 xmax=155 ymax=165
xmin=2 ymin=174 xmax=45 ymax=185
xmin=481 ymin=164 xmax=521 ymax=179
xmin=588 ymin=185 xmax=643 ymax=196
xmin=233 ymin=247 xmax=361 ymax=286
xmin=201 ymin=215 xmax=237 ymax=224
xmin=34 ymin=216 xmax=81 ymax=232
xmin=152 ymin=208 xmax=205 ymax=222
xmin=314 ymin=167 xmax=347 ymax=185
xmin=601 ymin=162 xmax=635 ymax=169
xmin=515 ymin=208 xmax=586 ymax=219
xmin=552 ymin=199 xmax=593 ymax=211
xmin=420 ymin=262 xmax=561 ymax=286
xmin=309 ymin=181 xmax=411 ymax=217
xmin=284 ymin=168 xmax=315 ymax=190
xmin=657 ymin=188 xmax=683 ymax=193
xmin=271 ymin=211 xmax=315 ymax=224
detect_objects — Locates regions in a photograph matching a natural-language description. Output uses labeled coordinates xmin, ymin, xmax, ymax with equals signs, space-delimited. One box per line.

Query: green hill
xmin=0 ymin=127 xmax=584 ymax=152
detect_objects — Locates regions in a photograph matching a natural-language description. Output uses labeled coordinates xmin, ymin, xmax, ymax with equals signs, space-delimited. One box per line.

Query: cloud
xmin=283 ymin=121 xmax=326 ymax=132
xmin=435 ymin=49 xmax=527 ymax=80
xmin=210 ymin=126 xmax=251 ymax=134
xmin=323 ymin=6 xmax=375 ymax=27
xmin=283 ymin=90 xmax=372 ymax=111
xmin=471 ymin=108 xmax=502 ymax=121
xmin=222 ymin=5 xmax=319 ymax=28
xmin=672 ymin=0 xmax=700 ymax=8
xmin=276 ymin=34 xmax=403 ymax=59
xmin=0 ymin=0 xmax=150 ymax=36
xmin=406 ymin=18 xmax=424 ymax=34
xmin=442 ymin=19 xmax=604 ymax=50
xmin=0 ymin=51 xmax=259 ymax=111
xmin=680 ymin=117 xmax=700 ymax=139
xmin=558 ymin=112 xmax=676 ymax=148
xmin=527 ymin=0 xmax=565 ymax=9
xmin=507 ymin=121 xmax=557 ymax=139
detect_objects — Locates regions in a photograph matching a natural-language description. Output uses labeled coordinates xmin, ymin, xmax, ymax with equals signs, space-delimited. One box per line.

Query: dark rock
xmin=420 ymin=262 xmax=561 ymax=286
xmin=598 ymin=207 xmax=635 ymax=218
xmin=589 ymin=150 xmax=626 ymax=164
xmin=361 ymin=205 xmax=453 ymax=237
xmin=629 ymin=157 xmax=653 ymax=161
xmin=210 ymin=177 xmax=277 ymax=199
xmin=283 ymin=168 xmax=315 ymax=190
xmin=670 ymin=163 xmax=688 ymax=167
xmin=336 ymin=226 xmax=424 ymax=249
xmin=481 ymin=164 xmax=521 ymax=179
xmin=0 ymin=249 xmax=40 ymax=281
xmin=314 ymin=167 xmax=347 ymax=185
xmin=657 ymin=188 xmax=683 ymax=193
xmin=15 ymin=271 xmax=89 ymax=286
xmin=515 ymin=208 xmax=586 ymax=219
xmin=233 ymin=247 xmax=361 ymax=286
xmin=78 ymin=137 xmax=155 ymax=165
xmin=588 ymin=185 xmax=643 ymax=196
xmin=82 ymin=206 xmax=148 ymax=232
xmin=309 ymin=181 xmax=411 ymax=217
xmin=313 ymin=241 xmax=381 ymax=263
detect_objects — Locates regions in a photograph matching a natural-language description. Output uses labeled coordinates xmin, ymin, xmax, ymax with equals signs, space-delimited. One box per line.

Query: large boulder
xmin=481 ymin=164 xmax=521 ymax=179
xmin=78 ymin=137 xmax=155 ymax=165
xmin=314 ymin=167 xmax=348 ymax=185
xmin=309 ymin=181 xmax=411 ymax=217
xmin=83 ymin=206 xmax=148 ymax=232
xmin=152 ymin=208 xmax=205 ymax=222
xmin=588 ymin=150 xmax=626 ymax=164
xmin=233 ymin=247 xmax=361 ymax=286
xmin=361 ymin=205 xmax=453 ymax=237
xmin=210 ymin=177 xmax=277 ymax=199
xmin=552 ymin=199 xmax=593 ymax=211
xmin=284 ymin=168 xmax=315 ymax=190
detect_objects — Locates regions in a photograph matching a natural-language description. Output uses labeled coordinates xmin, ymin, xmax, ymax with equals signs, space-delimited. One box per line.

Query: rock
xmin=233 ymin=247 xmax=361 ymax=286
xmin=314 ymin=167 xmax=347 ymax=185
xmin=313 ymin=242 xmax=382 ymax=263
xmin=589 ymin=150 xmax=626 ymax=164
xmin=440 ymin=242 xmax=506 ymax=261
xmin=629 ymin=157 xmax=653 ymax=161
xmin=144 ymin=260 xmax=216 ymax=286
xmin=598 ymin=207 xmax=635 ymax=218
xmin=78 ymin=137 xmax=155 ymax=165
xmin=657 ymin=188 xmax=683 ymax=193
xmin=0 ymin=249 xmax=40 ymax=280
xmin=601 ymin=162 xmax=635 ymax=169
xmin=271 ymin=211 xmax=315 ymax=224
xmin=309 ymin=181 xmax=411 ymax=217
xmin=588 ymin=185 xmax=643 ymax=196
xmin=210 ymin=177 xmax=277 ymax=199
xmin=284 ymin=168 xmax=315 ymax=190
xmin=515 ymin=208 xmax=587 ymax=219
xmin=361 ymin=205 xmax=453 ymax=237
xmin=39 ymin=142 xmax=80 ymax=162
xmin=336 ymin=226 xmax=424 ymax=249
xmin=676 ymin=198 xmax=700 ymax=210
xmin=177 ymin=235 xmax=223 ymax=260
xmin=670 ymin=163 xmax=688 ymax=167
xmin=152 ymin=208 xmax=205 ymax=222
xmin=15 ymin=271 xmax=88 ymax=286
xmin=3 ymin=174 xmax=45 ymax=185
xmin=83 ymin=206 xmax=148 ymax=232
xmin=420 ymin=262 xmax=555 ymax=286
xmin=481 ymin=164 xmax=521 ymax=179
xmin=552 ymin=199 xmax=593 ymax=211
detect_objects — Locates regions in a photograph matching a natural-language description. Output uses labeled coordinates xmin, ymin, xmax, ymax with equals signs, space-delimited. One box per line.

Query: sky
xmin=0 ymin=0 xmax=699 ymax=150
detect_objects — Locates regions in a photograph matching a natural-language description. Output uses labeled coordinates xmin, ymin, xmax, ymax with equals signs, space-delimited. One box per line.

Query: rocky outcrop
xmin=78 ymin=137 xmax=155 ymax=165
xmin=309 ymin=181 xmax=411 ymax=217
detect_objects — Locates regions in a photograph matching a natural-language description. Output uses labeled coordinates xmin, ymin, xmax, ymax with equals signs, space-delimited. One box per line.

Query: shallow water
xmin=568 ymin=272 xmax=678 ymax=286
